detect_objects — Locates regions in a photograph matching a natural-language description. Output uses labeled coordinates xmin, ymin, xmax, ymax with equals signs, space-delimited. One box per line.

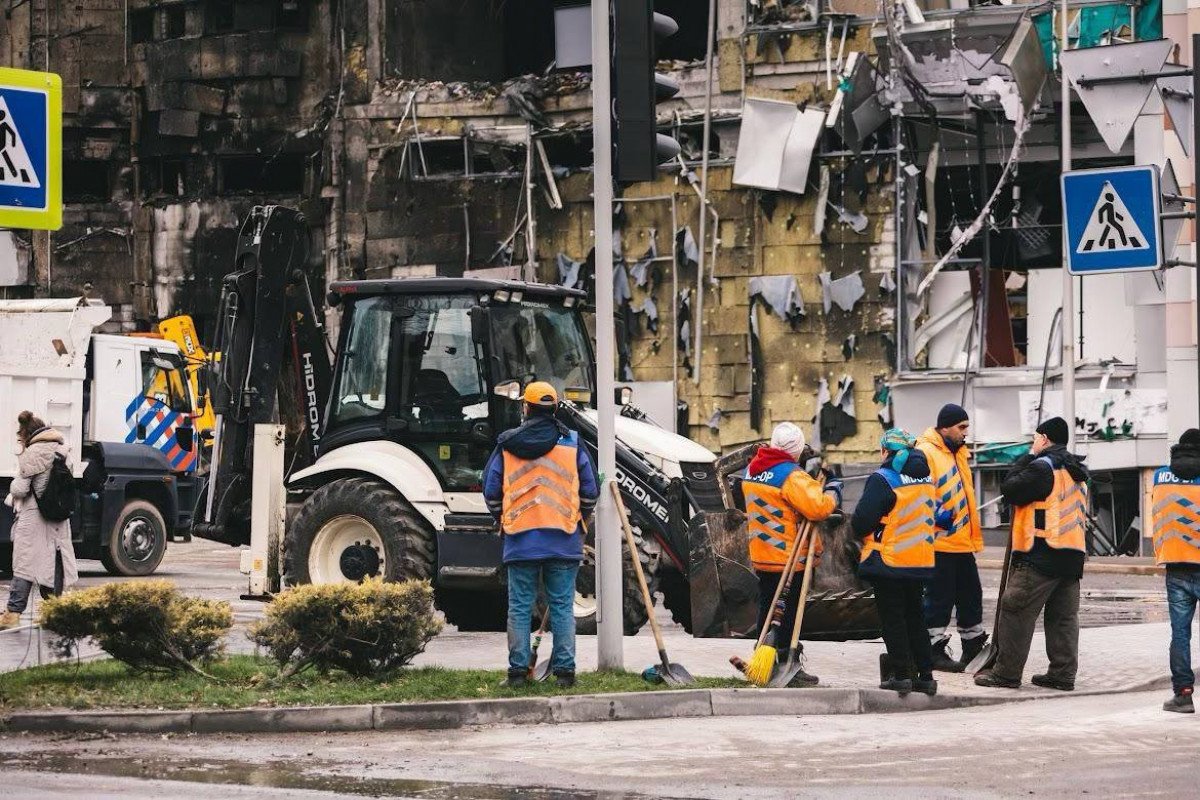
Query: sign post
xmin=0 ymin=67 xmax=62 ymax=232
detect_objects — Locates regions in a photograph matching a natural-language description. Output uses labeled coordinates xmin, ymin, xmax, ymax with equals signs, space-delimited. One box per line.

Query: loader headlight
xmin=493 ymin=289 xmax=511 ymax=303
xmin=563 ymin=296 xmax=576 ymax=308
xmin=564 ymin=387 xmax=592 ymax=404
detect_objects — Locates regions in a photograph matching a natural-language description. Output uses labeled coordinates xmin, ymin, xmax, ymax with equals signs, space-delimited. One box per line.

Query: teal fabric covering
xmin=1033 ymin=1 xmax=1162 ymax=66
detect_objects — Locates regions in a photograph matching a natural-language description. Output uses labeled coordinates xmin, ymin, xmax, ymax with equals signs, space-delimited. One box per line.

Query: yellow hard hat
xmin=523 ymin=381 xmax=558 ymax=407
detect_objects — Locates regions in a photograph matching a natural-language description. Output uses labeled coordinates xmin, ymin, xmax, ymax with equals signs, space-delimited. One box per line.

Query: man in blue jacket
xmin=484 ymin=382 xmax=599 ymax=689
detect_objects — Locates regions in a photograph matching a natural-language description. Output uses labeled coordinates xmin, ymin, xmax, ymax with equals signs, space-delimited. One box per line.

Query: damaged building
xmin=1 ymin=0 xmax=1195 ymax=556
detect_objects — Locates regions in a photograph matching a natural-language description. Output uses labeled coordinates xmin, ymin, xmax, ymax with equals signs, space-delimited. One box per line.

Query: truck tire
xmin=436 ymin=588 xmax=508 ymax=632
xmin=658 ymin=568 xmax=693 ymax=633
xmin=574 ymin=522 xmax=661 ymax=636
xmin=284 ymin=477 xmax=435 ymax=585
xmin=100 ymin=499 xmax=168 ymax=576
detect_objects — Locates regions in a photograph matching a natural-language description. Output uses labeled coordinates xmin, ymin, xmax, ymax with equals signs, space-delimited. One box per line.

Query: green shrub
xmin=250 ymin=578 xmax=442 ymax=679
xmin=39 ymin=580 xmax=232 ymax=677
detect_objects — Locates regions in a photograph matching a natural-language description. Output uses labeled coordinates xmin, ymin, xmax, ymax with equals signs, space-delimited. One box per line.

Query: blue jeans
xmin=1166 ymin=568 xmax=1200 ymax=692
xmin=507 ymin=559 xmax=579 ymax=675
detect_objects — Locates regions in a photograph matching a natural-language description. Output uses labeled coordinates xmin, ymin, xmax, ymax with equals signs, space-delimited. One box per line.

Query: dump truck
xmin=194 ymin=205 xmax=880 ymax=640
xmin=0 ymin=298 xmax=201 ymax=576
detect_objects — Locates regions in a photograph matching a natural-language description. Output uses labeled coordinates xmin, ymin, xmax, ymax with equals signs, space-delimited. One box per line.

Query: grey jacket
xmin=9 ymin=428 xmax=78 ymax=590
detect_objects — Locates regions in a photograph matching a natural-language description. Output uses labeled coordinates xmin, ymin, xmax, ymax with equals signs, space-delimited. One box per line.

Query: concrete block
xmin=374 ymin=697 xmax=553 ymax=731
xmin=191 ymin=705 xmax=374 ymax=734
xmin=158 ymin=109 xmax=199 ymax=138
xmin=549 ymin=690 xmax=712 ymax=724
xmin=709 ymin=688 xmax=862 ymax=717
xmin=2 ymin=711 xmax=193 ymax=734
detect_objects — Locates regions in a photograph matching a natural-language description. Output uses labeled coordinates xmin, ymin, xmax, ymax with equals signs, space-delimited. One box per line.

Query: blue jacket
xmin=851 ymin=449 xmax=950 ymax=581
xmin=483 ymin=414 xmax=599 ymax=564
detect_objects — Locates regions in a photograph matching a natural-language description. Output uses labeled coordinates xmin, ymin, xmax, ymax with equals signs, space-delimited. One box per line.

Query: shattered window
xmin=164 ymin=5 xmax=187 ymax=39
xmin=219 ymin=154 xmax=306 ymax=195
xmin=63 ymin=160 xmax=111 ymax=203
xmin=130 ymin=9 xmax=155 ymax=44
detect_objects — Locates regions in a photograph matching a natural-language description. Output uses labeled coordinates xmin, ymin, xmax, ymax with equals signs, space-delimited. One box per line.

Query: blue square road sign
xmin=1061 ymin=164 xmax=1162 ymax=275
xmin=0 ymin=67 xmax=62 ymax=231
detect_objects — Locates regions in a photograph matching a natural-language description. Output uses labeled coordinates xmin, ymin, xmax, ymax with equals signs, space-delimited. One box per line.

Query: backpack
xmin=34 ymin=454 xmax=76 ymax=522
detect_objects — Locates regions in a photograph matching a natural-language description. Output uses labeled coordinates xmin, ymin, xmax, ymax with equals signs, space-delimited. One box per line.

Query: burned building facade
xmin=2 ymin=1 xmax=1196 ymax=554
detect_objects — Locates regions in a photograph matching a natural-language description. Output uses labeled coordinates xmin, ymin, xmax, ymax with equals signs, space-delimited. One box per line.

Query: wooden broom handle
xmin=787 ymin=523 xmax=820 ymax=652
xmin=611 ymin=482 xmax=669 ymax=655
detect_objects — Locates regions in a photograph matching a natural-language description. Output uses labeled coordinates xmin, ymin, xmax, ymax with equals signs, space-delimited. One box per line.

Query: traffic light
xmin=613 ymin=1 xmax=681 ymax=183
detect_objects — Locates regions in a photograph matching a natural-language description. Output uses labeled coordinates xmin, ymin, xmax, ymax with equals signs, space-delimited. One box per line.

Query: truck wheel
xmin=436 ymin=588 xmax=508 ymax=632
xmin=100 ymin=500 xmax=168 ymax=576
xmin=574 ymin=521 xmax=661 ymax=636
xmin=285 ymin=478 xmax=434 ymax=585
xmin=658 ymin=568 xmax=693 ymax=634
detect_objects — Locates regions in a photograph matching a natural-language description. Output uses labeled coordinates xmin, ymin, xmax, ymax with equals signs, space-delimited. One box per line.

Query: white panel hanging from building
xmin=732 ymin=98 xmax=825 ymax=194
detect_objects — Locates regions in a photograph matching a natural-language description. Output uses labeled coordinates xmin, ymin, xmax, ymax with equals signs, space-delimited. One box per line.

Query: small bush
xmin=39 ymin=580 xmax=232 ymax=677
xmin=250 ymin=578 xmax=442 ymax=679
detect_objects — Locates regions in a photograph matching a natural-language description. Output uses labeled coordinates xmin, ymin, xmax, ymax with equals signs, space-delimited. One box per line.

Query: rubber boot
xmin=931 ymin=640 xmax=964 ymax=673
xmin=958 ymin=633 xmax=988 ymax=669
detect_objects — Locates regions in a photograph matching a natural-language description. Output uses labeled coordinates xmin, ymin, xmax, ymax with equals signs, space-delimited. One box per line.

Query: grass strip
xmin=0 ymin=656 xmax=742 ymax=711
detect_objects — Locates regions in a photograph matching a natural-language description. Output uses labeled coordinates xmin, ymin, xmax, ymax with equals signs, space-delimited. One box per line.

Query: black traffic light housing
xmin=614 ymin=2 xmax=681 ymax=183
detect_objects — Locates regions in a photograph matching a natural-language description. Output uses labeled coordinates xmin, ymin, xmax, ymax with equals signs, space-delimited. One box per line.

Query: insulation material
xmin=557 ymin=253 xmax=582 ymax=289
xmin=676 ymin=226 xmax=699 ymax=270
xmin=843 ymin=333 xmax=857 ymax=361
xmin=814 ymin=165 xmax=831 ymax=236
xmin=813 ymin=375 xmax=858 ymax=450
xmin=706 ymin=407 xmax=725 ymax=432
xmin=820 ymin=270 xmax=866 ymax=314
xmin=873 ymin=378 xmax=892 ymax=428
xmin=629 ymin=236 xmax=658 ymax=287
xmin=614 ymin=263 xmax=635 ymax=381
xmin=641 ymin=297 xmax=659 ymax=334
xmin=677 ymin=288 xmax=693 ymax=373
xmin=749 ymin=275 xmax=806 ymax=327
xmin=732 ymin=99 xmax=825 ymax=194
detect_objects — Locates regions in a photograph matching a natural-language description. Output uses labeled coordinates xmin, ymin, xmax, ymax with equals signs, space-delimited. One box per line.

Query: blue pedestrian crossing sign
xmin=0 ymin=67 xmax=62 ymax=231
xmin=1061 ymin=165 xmax=1161 ymax=275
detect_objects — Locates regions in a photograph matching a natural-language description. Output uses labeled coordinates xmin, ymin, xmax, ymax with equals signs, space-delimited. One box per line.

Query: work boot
xmin=912 ymin=676 xmax=938 ymax=696
xmin=0 ymin=611 xmax=19 ymax=630
xmin=1163 ymin=688 xmax=1195 ymax=714
xmin=504 ymin=669 xmax=529 ymax=689
xmin=931 ymin=640 xmax=964 ymax=673
xmin=1031 ymin=673 xmax=1075 ymax=692
xmin=554 ymin=670 xmax=576 ymax=689
xmin=879 ymin=653 xmax=894 ymax=683
xmin=879 ymin=677 xmax=913 ymax=695
xmin=958 ymin=634 xmax=988 ymax=669
xmin=973 ymin=670 xmax=1020 ymax=689
xmin=786 ymin=667 xmax=820 ymax=687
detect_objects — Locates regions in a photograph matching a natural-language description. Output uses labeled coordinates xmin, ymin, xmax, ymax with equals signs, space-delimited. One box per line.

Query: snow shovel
xmin=612 ymin=482 xmax=695 ymax=687
xmin=965 ymin=533 xmax=1012 ymax=674
xmin=529 ymin=606 xmax=553 ymax=682
xmin=769 ymin=523 xmax=820 ymax=688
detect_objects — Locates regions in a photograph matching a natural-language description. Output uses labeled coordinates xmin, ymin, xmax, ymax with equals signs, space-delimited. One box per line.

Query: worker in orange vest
xmin=976 ymin=417 xmax=1088 ymax=690
xmin=916 ymin=404 xmax=987 ymax=672
xmin=742 ymin=422 xmax=842 ymax=686
xmin=483 ymin=382 xmax=599 ymax=690
xmin=1151 ymin=428 xmax=1200 ymax=713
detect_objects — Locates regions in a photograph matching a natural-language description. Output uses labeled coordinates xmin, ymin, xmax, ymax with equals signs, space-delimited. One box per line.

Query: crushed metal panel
xmin=733 ymin=99 xmax=825 ymax=194
xmin=1061 ymin=39 xmax=1173 ymax=154
xmin=998 ymin=15 xmax=1048 ymax=119
xmin=1161 ymin=158 xmax=1186 ymax=253
xmin=1158 ymin=74 xmax=1192 ymax=157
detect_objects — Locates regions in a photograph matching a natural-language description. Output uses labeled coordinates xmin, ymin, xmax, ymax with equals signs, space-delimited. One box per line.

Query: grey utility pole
xmin=1193 ymin=34 xmax=1200 ymax=429
xmin=1061 ymin=0 xmax=1076 ymax=449
xmin=592 ymin=0 xmax=623 ymax=670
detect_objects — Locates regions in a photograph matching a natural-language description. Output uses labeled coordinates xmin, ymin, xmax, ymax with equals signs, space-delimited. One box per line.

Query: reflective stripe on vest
xmin=1011 ymin=463 xmax=1087 ymax=553
xmin=501 ymin=434 xmax=581 ymax=535
xmin=1151 ymin=470 xmax=1200 ymax=566
xmin=743 ymin=463 xmax=823 ymax=572
xmin=860 ymin=469 xmax=936 ymax=571
xmin=933 ymin=462 xmax=971 ymax=539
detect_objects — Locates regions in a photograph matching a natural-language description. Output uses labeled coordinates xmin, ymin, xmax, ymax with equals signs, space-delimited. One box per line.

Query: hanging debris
xmin=820 ymin=270 xmax=866 ymax=314
xmin=749 ymin=275 xmax=806 ymax=328
xmin=843 ymin=333 xmax=857 ymax=360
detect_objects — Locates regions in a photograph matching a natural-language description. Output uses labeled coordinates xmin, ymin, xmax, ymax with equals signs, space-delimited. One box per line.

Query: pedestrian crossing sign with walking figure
xmin=0 ymin=67 xmax=62 ymax=231
xmin=1062 ymin=165 xmax=1161 ymax=275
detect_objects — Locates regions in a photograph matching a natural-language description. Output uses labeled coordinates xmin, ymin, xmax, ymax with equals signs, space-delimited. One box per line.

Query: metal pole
xmin=592 ymin=0 xmax=622 ymax=670
xmin=692 ymin=0 xmax=718 ymax=384
xmin=1061 ymin=0 xmax=1076 ymax=449
xmin=1193 ymin=35 xmax=1200 ymax=429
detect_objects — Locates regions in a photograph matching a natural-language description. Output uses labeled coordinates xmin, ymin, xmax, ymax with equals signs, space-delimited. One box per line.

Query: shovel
xmin=769 ymin=523 xmax=820 ymax=688
xmin=964 ymin=533 xmax=1012 ymax=674
xmin=612 ymin=482 xmax=695 ymax=687
xmin=528 ymin=606 xmax=553 ymax=682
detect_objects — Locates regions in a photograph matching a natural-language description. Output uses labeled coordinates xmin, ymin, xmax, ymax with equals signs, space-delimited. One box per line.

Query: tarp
xmin=1033 ymin=2 xmax=1162 ymax=66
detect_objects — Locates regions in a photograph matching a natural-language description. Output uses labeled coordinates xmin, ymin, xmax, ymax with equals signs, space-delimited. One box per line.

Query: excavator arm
xmin=193 ymin=205 xmax=332 ymax=546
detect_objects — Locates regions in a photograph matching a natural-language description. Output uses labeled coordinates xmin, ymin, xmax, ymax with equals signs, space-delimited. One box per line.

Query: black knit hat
xmin=1180 ymin=429 xmax=1200 ymax=447
xmin=1036 ymin=417 xmax=1069 ymax=446
xmin=936 ymin=403 xmax=969 ymax=429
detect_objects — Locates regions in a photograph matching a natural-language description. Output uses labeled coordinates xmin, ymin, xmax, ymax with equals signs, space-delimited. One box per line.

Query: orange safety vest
xmin=501 ymin=431 xmax=582 ymax=535
xmin=742 ymin=462 xmax=825 ymax=572
xmin=1011 ymin=459 xmax=1087 ymax=553
xmin=1151 ymin=468 xmax=1200 ymax=566
xmin=860 ymin=468 xmax=937 ymax=572
xmin=916 ymin=430 xmax=982 ymax=554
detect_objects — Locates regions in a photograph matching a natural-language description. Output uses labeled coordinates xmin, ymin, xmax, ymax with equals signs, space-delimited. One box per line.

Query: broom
xmin=743 ymin=521 xmax=814 ymax=686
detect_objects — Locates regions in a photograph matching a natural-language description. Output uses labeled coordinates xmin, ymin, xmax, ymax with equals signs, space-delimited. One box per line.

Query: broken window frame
xmin=218 ymin=152 xmax=308 ymax=196
xmin=403 ymin=136 xmax=525 ymax=182
xmin=63 ymin=159 xmax=112 ymax=204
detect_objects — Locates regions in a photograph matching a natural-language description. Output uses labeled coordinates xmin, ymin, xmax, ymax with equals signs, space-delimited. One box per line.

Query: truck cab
xmin=0 ymin=299 xmax=199 ymax=576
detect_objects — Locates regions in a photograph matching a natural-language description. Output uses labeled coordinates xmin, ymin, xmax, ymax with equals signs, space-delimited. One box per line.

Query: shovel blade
xmin=660 ymin=662 xmax=696 ymax=686
xmin=532 ymin=659 xmax=553 ymax=682
xmin=963 ymin=643 xmax=996 ymax=675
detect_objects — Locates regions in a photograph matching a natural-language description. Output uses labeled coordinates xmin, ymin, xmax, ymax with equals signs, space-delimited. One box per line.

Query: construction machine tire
xmin=658 ymin=568 xmax=693 ymax=633
xmin=574 ymin=518 xmax=661 ymax=636
xmin=436 ymin=588 xmax=508 ymax=632
xmin=284 ymin=477 xmax=435 ymax=586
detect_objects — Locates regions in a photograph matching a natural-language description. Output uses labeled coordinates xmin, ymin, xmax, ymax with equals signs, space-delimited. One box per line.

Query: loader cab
xmin=322 ymin=279 xmax=592 ymax=491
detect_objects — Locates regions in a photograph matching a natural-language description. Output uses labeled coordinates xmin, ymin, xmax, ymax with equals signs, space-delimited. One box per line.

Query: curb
xmin=0 ymin=687 xmax=1025 ymax=736
xmin=977 ymin=559 xmax=1164 ymax=576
